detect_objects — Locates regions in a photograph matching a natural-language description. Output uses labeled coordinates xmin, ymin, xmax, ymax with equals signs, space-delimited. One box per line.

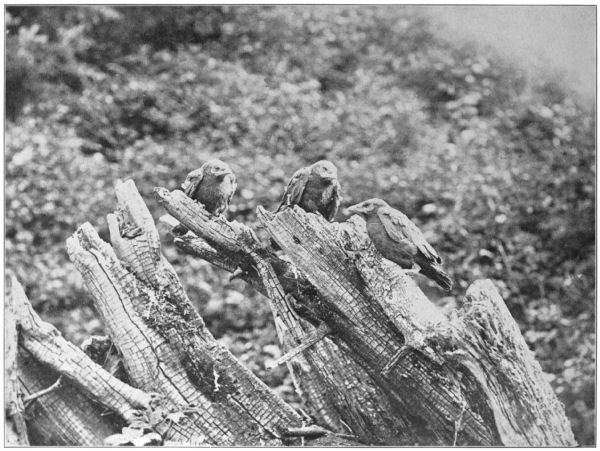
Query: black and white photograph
xmin=4 ymin=4 xmax=595 ymax=446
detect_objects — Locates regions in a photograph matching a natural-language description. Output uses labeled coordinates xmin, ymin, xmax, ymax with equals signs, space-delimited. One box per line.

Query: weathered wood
xmin=6 ymin=276 xmax=143 ymax=445
xmin=67 ymin=179 xmax=356 ymax=446
xmin=155 ymin=188 xmax=314 ymax=301
xmin=157 ymin=189 xmax=414 ymax=444
xmin=10 ymin=276 xmax=153 ymax=420
xmin=435 ymin=280 xmax=577 ymax=445
xmin=257 ymin=206 xmax=576 ymax=446
xmin=5 ymin=275 xmax=29 ymax=446
xmin=17 ymin=349 xmax=121 ymax=446
xmin=246 ymin=248 xmax=412 ymax=445
xmin=11 ymin=178 xmax=573 ymax=446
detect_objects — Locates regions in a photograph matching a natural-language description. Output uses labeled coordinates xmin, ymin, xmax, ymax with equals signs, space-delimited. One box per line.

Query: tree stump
xmin=5 ymin=180 xmax=356 ymax=447
xmin=6 ymin=179 xmax=575 ymax=446
xmin=156 ymin=185 xmax=576 ymax=446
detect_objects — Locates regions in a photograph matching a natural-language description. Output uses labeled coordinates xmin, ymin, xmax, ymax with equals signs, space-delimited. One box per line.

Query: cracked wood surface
xmin=155 ymin=188 xmax=314 ymax=300
xmin=11 ymin=274 xmax=152 ymax=422
xmin=12 ymin=178 xmax=573 ymax=446
xmin=17 ymin=349 xmax=120 ymax=446
xmin=6 ymin=276 xmax=146 ymax=445
xmin=5 ymin=275 xmax=30 ymax=446
xmin=438 ymin=281 xmax=577 ymax=445
xmin=244 ymin=243 xmax=411 ymax=445
xmin=158 ymin=189 xmax=411 ymax=444
xmin=67 ymin=179 xmax=355 ymax=446
xmin=258 ymin=206 xmax=575 ymax=446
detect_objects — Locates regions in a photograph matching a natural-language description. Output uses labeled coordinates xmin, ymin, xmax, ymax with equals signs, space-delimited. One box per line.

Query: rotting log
xmin=17 ymin=349 xmax=122 ymax=446
xmin=156 ymin=190 xmax=411 ymax=445
xmin=156 ymin=186 xmax=576 ymax=446
xmin=8 ymin=178 xmax=576 ymax=446
xmin=5 ymin=275 xmax=145 ymax=446
xmin=255 ymin=206 xmax=576 ymax=446
xmin=5 ymin=275 xmax=30 ymax=446
xmin=64 ymin=180 xmax=356 ymax=446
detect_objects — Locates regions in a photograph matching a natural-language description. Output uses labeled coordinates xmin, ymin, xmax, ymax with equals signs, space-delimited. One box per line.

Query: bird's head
xmin=311 ymin=160 xmax=338 ymax=180
xmin=205 ymin=159 xmax=234 ymax=179
xmin=346 ymin=198 xmax=389 ymax=217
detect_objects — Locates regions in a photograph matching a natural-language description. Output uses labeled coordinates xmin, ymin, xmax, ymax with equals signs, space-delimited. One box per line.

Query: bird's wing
xmin=327 ymin=179 xmax=342 ymax=220
xmin=277 ymin=167 xmax=310 ymax=211
xmin=377 ymin=207 xmax=441 ymax=264
xmin=227 ymin=173 xmax=237 ymax=205
xmin=334 ymin=178 xmax=342 ymax=205
xmin=181 ymin=167 xmax=205 ymax=197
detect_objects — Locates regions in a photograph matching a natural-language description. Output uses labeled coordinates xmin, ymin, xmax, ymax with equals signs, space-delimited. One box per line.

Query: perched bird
xmin=181 ymin=159 xmax=237 ymax=216
xmin=172 ymin=159 xmax=237 ymax=234
xmin=277 ymin=160 xmax=341 ymax=221
xmin=347 ymin=198 xmax=453 ymax=291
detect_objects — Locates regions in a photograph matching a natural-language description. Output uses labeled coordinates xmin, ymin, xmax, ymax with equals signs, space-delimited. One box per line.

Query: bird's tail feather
xmin=420 ymin=264 xmax=453 ymax=291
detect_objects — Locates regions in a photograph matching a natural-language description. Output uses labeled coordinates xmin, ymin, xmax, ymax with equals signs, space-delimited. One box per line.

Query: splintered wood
xmin=158 ymin=188 xmax=411 ymax=445
xmin=6 ymin=276 xmax=142 ymax=445
xmin=10 ymin=179 xmax=575 ymax=447
xmin=66 ymin=180 xmax=350 ymax=446
xmin=255 ymin=205 xmax=576 ymax=446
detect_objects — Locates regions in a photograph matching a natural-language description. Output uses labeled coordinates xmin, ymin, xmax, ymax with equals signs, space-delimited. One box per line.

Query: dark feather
xmin=277 ymin=167 xmax=310 ymax=212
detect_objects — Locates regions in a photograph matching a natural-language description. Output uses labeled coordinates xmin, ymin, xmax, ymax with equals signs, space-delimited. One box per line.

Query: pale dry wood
xmin=5 ymin=275 xmax=29 ymax=446
xmin=245 ymin=248 xmax=412 ymax=445
xmin=11 ymin=275 xmax=153 ymax=422
xmin=7 ymin=276 xmax=139 ymax=445
xmin=14 ymin=178 xmax=572 ymax=446
xmin=17 ymin=349 xmax=120 ymax=446
xmin=259 ymin=206 xmax=489 ymax=445
xmin=67 ymin=179 xmax=355 ymax=446
xmin=436 ymin=280 xmax=577 ymax=446
xmin=157 ymin=188 xmax=415 ymax=445
xmin=257 ymin=205 xmax=576 ymax=446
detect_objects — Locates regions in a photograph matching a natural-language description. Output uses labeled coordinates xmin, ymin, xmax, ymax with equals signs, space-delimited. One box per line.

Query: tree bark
xmin=157 ymin=190 xmax=411 ymax=445
xmin=8 ymin=179 xmax=576 ymax=447
xmin=6 ymin=275 xmax=143 ymax=446
xmin=5 ymin=275 xmax=29 ymax=446
xmin=64 ymin=179 xmax=356 ymax=446
xmin=155 ymin=186 xmax=576 ymax=446
xmin=255 ymin=206 xmax=576 ymax=446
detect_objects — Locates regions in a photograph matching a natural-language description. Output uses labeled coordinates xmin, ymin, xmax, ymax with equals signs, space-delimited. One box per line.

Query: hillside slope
xmin=5 ymin=6 xmax=595 ymax=444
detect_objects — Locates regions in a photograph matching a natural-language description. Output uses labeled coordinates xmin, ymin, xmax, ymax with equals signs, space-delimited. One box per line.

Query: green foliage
xmin=5 ymin=6 xmax=594 ymax=444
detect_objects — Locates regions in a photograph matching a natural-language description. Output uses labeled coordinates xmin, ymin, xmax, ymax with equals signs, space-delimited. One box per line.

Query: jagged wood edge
xmin=5 ymin=274 xmax=30 ymax=445
xmin=68 ymin=179 xmax=356 ymax=446
xmin=155 ymin=188 xmax=413 ymax=444
xmin=258 ymin=206 xmax=499 ymax=445
xmin=436 ymin=281 xmax=577 ymax=446
xmin=8 ymin=276 xmax=154 ymax=437
xmin=69 ymin=203 xmax=285 ymax=444
xmin=259 ymin=205 xmax=576 ymax=446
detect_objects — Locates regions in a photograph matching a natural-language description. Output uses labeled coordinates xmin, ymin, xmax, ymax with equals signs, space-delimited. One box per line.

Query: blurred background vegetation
xmin=5 ymin=6 xmax=595 ymax=444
